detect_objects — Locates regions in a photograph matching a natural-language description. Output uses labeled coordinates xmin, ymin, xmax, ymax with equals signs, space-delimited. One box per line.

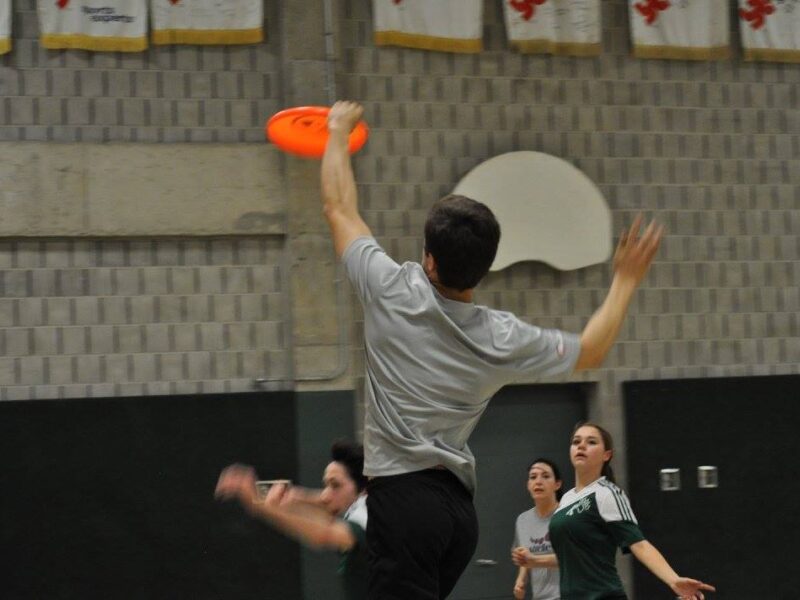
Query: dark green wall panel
xmin=295 ymin=390 xmax=357 ymax=600
xmin=625 ymin=376 xmax=799 ymax=600
xmin=0 ymin=393 xmax=302 ymax=600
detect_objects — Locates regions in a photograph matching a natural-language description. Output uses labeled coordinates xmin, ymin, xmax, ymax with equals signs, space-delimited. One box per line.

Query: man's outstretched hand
xmin=575 ymin=213 xmax=664 ymax=371
xmin=613 ymin=213 xmax=663 ymax=285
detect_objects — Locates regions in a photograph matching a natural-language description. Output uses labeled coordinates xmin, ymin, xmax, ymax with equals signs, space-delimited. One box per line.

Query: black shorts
xmin=366 ymin=469 xmax=478 ymax=600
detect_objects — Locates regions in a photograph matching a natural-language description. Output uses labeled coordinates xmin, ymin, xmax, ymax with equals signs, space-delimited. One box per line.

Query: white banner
xmin=150 ymin=0 xmax=263 ymax=46
xmin=38 ymin=0 xmax=147 ymax=52
xmin=629 ymin=0 xmax=730 ymax=60
xmin=0 ymin=0 xmax=10 ymax=55
xmin=740 ymin=0 xmax=800 ymax=62
xmin=373 ymin=0 xmax=483 ymax=53
xmin=503 ymin=0 xmax=601 ymax=56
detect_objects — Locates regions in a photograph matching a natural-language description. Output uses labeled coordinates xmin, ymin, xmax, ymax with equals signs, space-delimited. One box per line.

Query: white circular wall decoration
xmin=452 ymin=151 xmax=612 ymax=272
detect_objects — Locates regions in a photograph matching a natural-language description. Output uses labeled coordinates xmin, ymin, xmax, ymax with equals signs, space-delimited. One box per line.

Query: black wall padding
xmin=294 ymin=391 xmax=356 ymax=600
xmin=625 ymin=375 xmax=800 ymax=600
xmin=0 ymin=392 xmax=302 ymax=600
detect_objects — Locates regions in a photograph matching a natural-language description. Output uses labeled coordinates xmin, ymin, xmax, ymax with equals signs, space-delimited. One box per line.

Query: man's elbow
xmin=575 ymin=342 xmax=606 ymax=371
xmin=322 ymin=199 xmax=340 ymax=221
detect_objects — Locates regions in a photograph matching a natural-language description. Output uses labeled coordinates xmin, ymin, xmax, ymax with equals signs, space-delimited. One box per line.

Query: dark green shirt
xmin=549 ymin=478 xmax=645 ymax=600
xmin=338 ymin=495 xmax=368 ymax=600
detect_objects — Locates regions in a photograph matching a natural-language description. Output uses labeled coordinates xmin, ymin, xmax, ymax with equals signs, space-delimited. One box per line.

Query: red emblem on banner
xmin=393 ymin=0 xmax=402 ymax=4
xmin=509 ymin=0 xmax=547 ymax=22
xmin=170 ymin=0 xmax=181 ymax=4
xmin=56 ymin=0 xmax=69 ymax=8
xmin=634 ymin=0 xmax=671 ymax=25
xmin=739 ymin=0 xmax=776 ymax=30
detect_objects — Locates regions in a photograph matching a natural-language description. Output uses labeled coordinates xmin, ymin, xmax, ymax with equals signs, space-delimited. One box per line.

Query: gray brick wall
xmin=1 ymin=0 xmax=798 ymax=432
xmin=0 ymin=1 xmax=291 ymax=400
xmin=339 ymin=0 xmax=800 ymax=470
xmin=0 ymin=238 xmax=290 ymax=399
xmin=0 ymin=0 xmax=280 ymax=142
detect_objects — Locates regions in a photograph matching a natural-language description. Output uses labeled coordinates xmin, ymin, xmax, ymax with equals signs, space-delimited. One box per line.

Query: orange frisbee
xmin=266 ymin=106 xmax=369 ymax=159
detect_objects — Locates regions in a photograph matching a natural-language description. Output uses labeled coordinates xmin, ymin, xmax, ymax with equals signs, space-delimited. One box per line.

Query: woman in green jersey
xmin=513 ymin=423 xmax=715 ymax=600
xmin=216 ymin=441 xmax=369 ymax=600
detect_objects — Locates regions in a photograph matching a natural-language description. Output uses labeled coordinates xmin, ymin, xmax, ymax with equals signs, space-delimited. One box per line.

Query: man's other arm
xmin=575 ymin=215 xmax=663 ymax=370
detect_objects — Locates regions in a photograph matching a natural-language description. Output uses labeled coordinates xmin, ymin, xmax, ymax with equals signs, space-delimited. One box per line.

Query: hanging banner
xmin=38 ymin=0 xmax=147 ymax=52
xmin=629 ymin=0 xmax=730 ymax=60
xmin=503 ymin=0 xmax=601 ymax=56
xmin=373 ymin=0 xmax=483 ymax=53
xmin=150 ymin=0 xmax=263 ymax=46
xmin=740 ymin=0 xmax=800 ymax=62
xmin=0 ymin=0 xmax=10 ymax=55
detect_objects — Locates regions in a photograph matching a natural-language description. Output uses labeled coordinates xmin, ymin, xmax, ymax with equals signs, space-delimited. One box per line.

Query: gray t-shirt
xmin=514 ymin=508 xmax=560 ymax=600
xmin=343 ymin=237 xmax=580 ymax=493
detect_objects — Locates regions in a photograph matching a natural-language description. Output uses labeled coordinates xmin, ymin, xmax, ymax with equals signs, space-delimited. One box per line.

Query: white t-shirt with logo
xmin=514 ymin=507 xmax=560 ymax=600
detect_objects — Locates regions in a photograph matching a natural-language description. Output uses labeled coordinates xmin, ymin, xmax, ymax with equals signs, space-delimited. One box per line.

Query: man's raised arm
xmin=575 ymin=215 xmax=663 ymax=370
xmin=321 ymin=101 xmax=372 ymax=258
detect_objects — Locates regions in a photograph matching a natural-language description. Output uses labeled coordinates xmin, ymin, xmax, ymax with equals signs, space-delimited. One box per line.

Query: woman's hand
xmin=670 ymin=576 xmax=716 ymax=600
xmin=511 ymin=546 xmax=533 ymax=568
xmin=263 ymin=481 xmax=290 ymax=508
xmin=215 ymin=463 xmax=258 ymax=507
xmin=280 ymin=485 xmax=324 ymax=507
xmin=630 ymin=540 xmax=715 ymax=600
xmin=513 ymin=577 xmax=526 ymax=599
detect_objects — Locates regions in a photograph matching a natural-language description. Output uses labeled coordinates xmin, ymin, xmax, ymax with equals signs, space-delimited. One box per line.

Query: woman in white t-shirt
xmin=512 ymin=458 xmax=563 ymax=600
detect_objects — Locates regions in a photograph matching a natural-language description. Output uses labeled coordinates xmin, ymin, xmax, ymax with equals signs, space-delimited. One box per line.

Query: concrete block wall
xmin=0 ymin=0 xmax=294 ymax=398
xmin=1 ymin=0 xmax=281 ymax=142
xmin=1 ymin=0 xmax=797 ymax=445
xmin=339 ymin=0 xmax=800 ymax=464
xmin=0 ymin=237 xmax=290 ymax=399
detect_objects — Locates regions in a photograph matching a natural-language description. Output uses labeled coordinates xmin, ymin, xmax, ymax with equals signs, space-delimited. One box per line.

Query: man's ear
xmin=423 ymin=252 xmax=438 ymax=281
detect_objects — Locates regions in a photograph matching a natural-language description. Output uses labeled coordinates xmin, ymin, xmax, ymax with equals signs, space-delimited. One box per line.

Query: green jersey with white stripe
xmin=549 ymin=477 xmax=645 ymax=600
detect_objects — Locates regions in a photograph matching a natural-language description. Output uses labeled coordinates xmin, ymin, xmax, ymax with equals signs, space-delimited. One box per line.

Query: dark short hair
xmin=331 ymin=440 xmax=367 ymax=492
xmin=424 ymin=194 xmax=501 ymax=291
xmin=527 ymin=457 xmax=565 ymax=500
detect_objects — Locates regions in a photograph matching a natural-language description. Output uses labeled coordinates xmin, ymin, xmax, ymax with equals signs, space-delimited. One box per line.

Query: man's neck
xmin=432 ymin=281 xmax=474 ymax=303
